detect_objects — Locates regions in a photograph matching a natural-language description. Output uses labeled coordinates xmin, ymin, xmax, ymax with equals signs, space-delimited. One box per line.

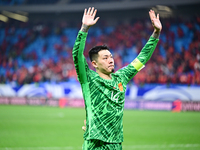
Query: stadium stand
xmin=0 ymin=15 xmax=200 ymax=86
xmin=0 ymin=0 xmax=200 ymax=86
xmin=0 ymin=0 xmax=59 ymax=5
xmin=0 ymin=0 xmax=25 ymax=5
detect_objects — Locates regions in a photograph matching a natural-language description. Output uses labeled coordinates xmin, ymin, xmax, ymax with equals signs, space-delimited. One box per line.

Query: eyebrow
xmin=103 ymin=54 xmax=112 ymax=57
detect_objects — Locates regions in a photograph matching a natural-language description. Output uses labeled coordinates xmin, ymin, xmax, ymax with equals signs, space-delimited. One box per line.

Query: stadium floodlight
xmin=152 ymin=5 xmax=173 ymax=18
xmin=0 ymin=14 xmax=8 ymax=22
xmin=2 ymin=11 xmax=28 ymax=22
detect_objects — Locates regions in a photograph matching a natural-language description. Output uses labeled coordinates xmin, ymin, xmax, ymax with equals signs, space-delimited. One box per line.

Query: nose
xmin=109 ymin=57 xmax=114 ymax=64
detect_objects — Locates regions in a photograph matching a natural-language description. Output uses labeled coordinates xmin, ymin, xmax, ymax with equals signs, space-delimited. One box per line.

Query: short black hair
xmin=88 ymin=45 xmax=110 ymax=62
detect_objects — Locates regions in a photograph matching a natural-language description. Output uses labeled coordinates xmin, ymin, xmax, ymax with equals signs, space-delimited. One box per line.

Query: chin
xmin=111 ymin=68 xmax=115 ymax=73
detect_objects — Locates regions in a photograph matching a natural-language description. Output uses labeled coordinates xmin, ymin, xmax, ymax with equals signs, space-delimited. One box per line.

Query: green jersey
xmin=72 ymin=31 xmax=159 ymax=143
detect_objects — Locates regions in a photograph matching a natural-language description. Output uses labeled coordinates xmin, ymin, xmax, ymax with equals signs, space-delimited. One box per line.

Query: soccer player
xmin=72 ymin=7 xmax=162 ymax=150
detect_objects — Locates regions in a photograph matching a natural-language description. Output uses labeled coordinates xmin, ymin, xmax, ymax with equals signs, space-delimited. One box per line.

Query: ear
xmin=91 ymin=60 xmax=98 ymax=69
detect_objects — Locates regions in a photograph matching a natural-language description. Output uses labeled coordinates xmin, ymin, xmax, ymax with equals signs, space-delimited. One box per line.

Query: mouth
xmin=108 ymin=65 xmax=114 ymax=69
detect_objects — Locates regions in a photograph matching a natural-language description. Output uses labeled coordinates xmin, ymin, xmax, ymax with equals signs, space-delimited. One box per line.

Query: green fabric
xmin=82 ymin=139 xmax=122 ymax=150
xmin=72 ymin=31 xmax=159 ymax=144
xmin=137 ymin=36 xmax=159 ymax=65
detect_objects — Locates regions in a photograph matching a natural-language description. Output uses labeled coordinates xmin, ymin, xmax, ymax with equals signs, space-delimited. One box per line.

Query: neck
xmin=96 ymin=70 xmax=112 ymax=80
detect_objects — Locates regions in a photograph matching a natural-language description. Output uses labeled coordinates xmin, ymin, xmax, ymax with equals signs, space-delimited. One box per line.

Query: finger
xmin=84 ymin=120 xmax=86 ymax=126
xmin=87 ymin=7 xmax=91 ymax=15
xmin=149 ymin=11 xmax=152 ymax=20
xmin=84 ymin=8 xmax=87 ymax=15
xmin=157 ymin=14 xmax=159 ymax=20
xmin=92 ymin=9 xmax=97 ymax=17
xmin=90 ymin=7 xmax=94 ymax=16
xmin=94 ymin=17 xmax=100 ymax=23
xmin=149 ymin=11 xmax=154 ymax=22
xmin=149 ymin=10 xmax=156 ymax=25
xmin=149 ymin=10 xmax=154 ymax=19
xmin=151 ymin=10 xmax=156 ymax=18
xmin=150 ymin=10 xmax=156 ymax=20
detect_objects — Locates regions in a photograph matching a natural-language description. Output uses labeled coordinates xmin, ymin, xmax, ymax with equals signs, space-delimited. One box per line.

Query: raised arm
xmin=115 ymin=10 xmax=162 ymax=84
xmin=132 ymin=10 xmax=162 ymax=71
xmin=72 ymin=7 xmax=99 ymax=84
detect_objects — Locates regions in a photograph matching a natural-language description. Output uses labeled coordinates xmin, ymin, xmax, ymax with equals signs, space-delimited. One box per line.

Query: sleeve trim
xmin=79 ymin=30 xmax=88 ymax=35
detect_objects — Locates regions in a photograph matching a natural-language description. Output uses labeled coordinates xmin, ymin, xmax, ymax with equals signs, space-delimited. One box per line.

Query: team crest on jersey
xmin=118 ymin=82 xmax=123 ymax=91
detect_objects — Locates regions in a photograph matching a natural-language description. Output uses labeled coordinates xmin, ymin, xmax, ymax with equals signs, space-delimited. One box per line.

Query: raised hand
xmin=149 ymin=10 xmax=162 ymax=33
xmin=81 ymin=7 xmax=99 ymax=32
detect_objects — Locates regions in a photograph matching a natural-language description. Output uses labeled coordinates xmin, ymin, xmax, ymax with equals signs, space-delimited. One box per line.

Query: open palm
xmin=82 ymin=7 xmax=99 ymax=27
xmin=149 ymin=10 xmax=162 ymax=32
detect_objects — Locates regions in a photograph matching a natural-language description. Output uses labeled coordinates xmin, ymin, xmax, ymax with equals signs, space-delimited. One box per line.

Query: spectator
xmin=0 ymin=16 xmax=200 ymax=85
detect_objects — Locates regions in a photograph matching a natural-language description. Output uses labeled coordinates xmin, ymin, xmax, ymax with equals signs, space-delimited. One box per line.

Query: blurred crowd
xmin=0 ymin=16 xmax=200 ymax=86
xmin=0 ymin=0 xmax=120 ymax=5
xmin=70 ymin=0 xmax=122 ymax=4
xmin=0 ymin=0 xmax=59 ymax=5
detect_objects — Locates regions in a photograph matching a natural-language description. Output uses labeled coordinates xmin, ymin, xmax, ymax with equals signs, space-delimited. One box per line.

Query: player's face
xmin=96 ymin=50 xmax=115 ymax=74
